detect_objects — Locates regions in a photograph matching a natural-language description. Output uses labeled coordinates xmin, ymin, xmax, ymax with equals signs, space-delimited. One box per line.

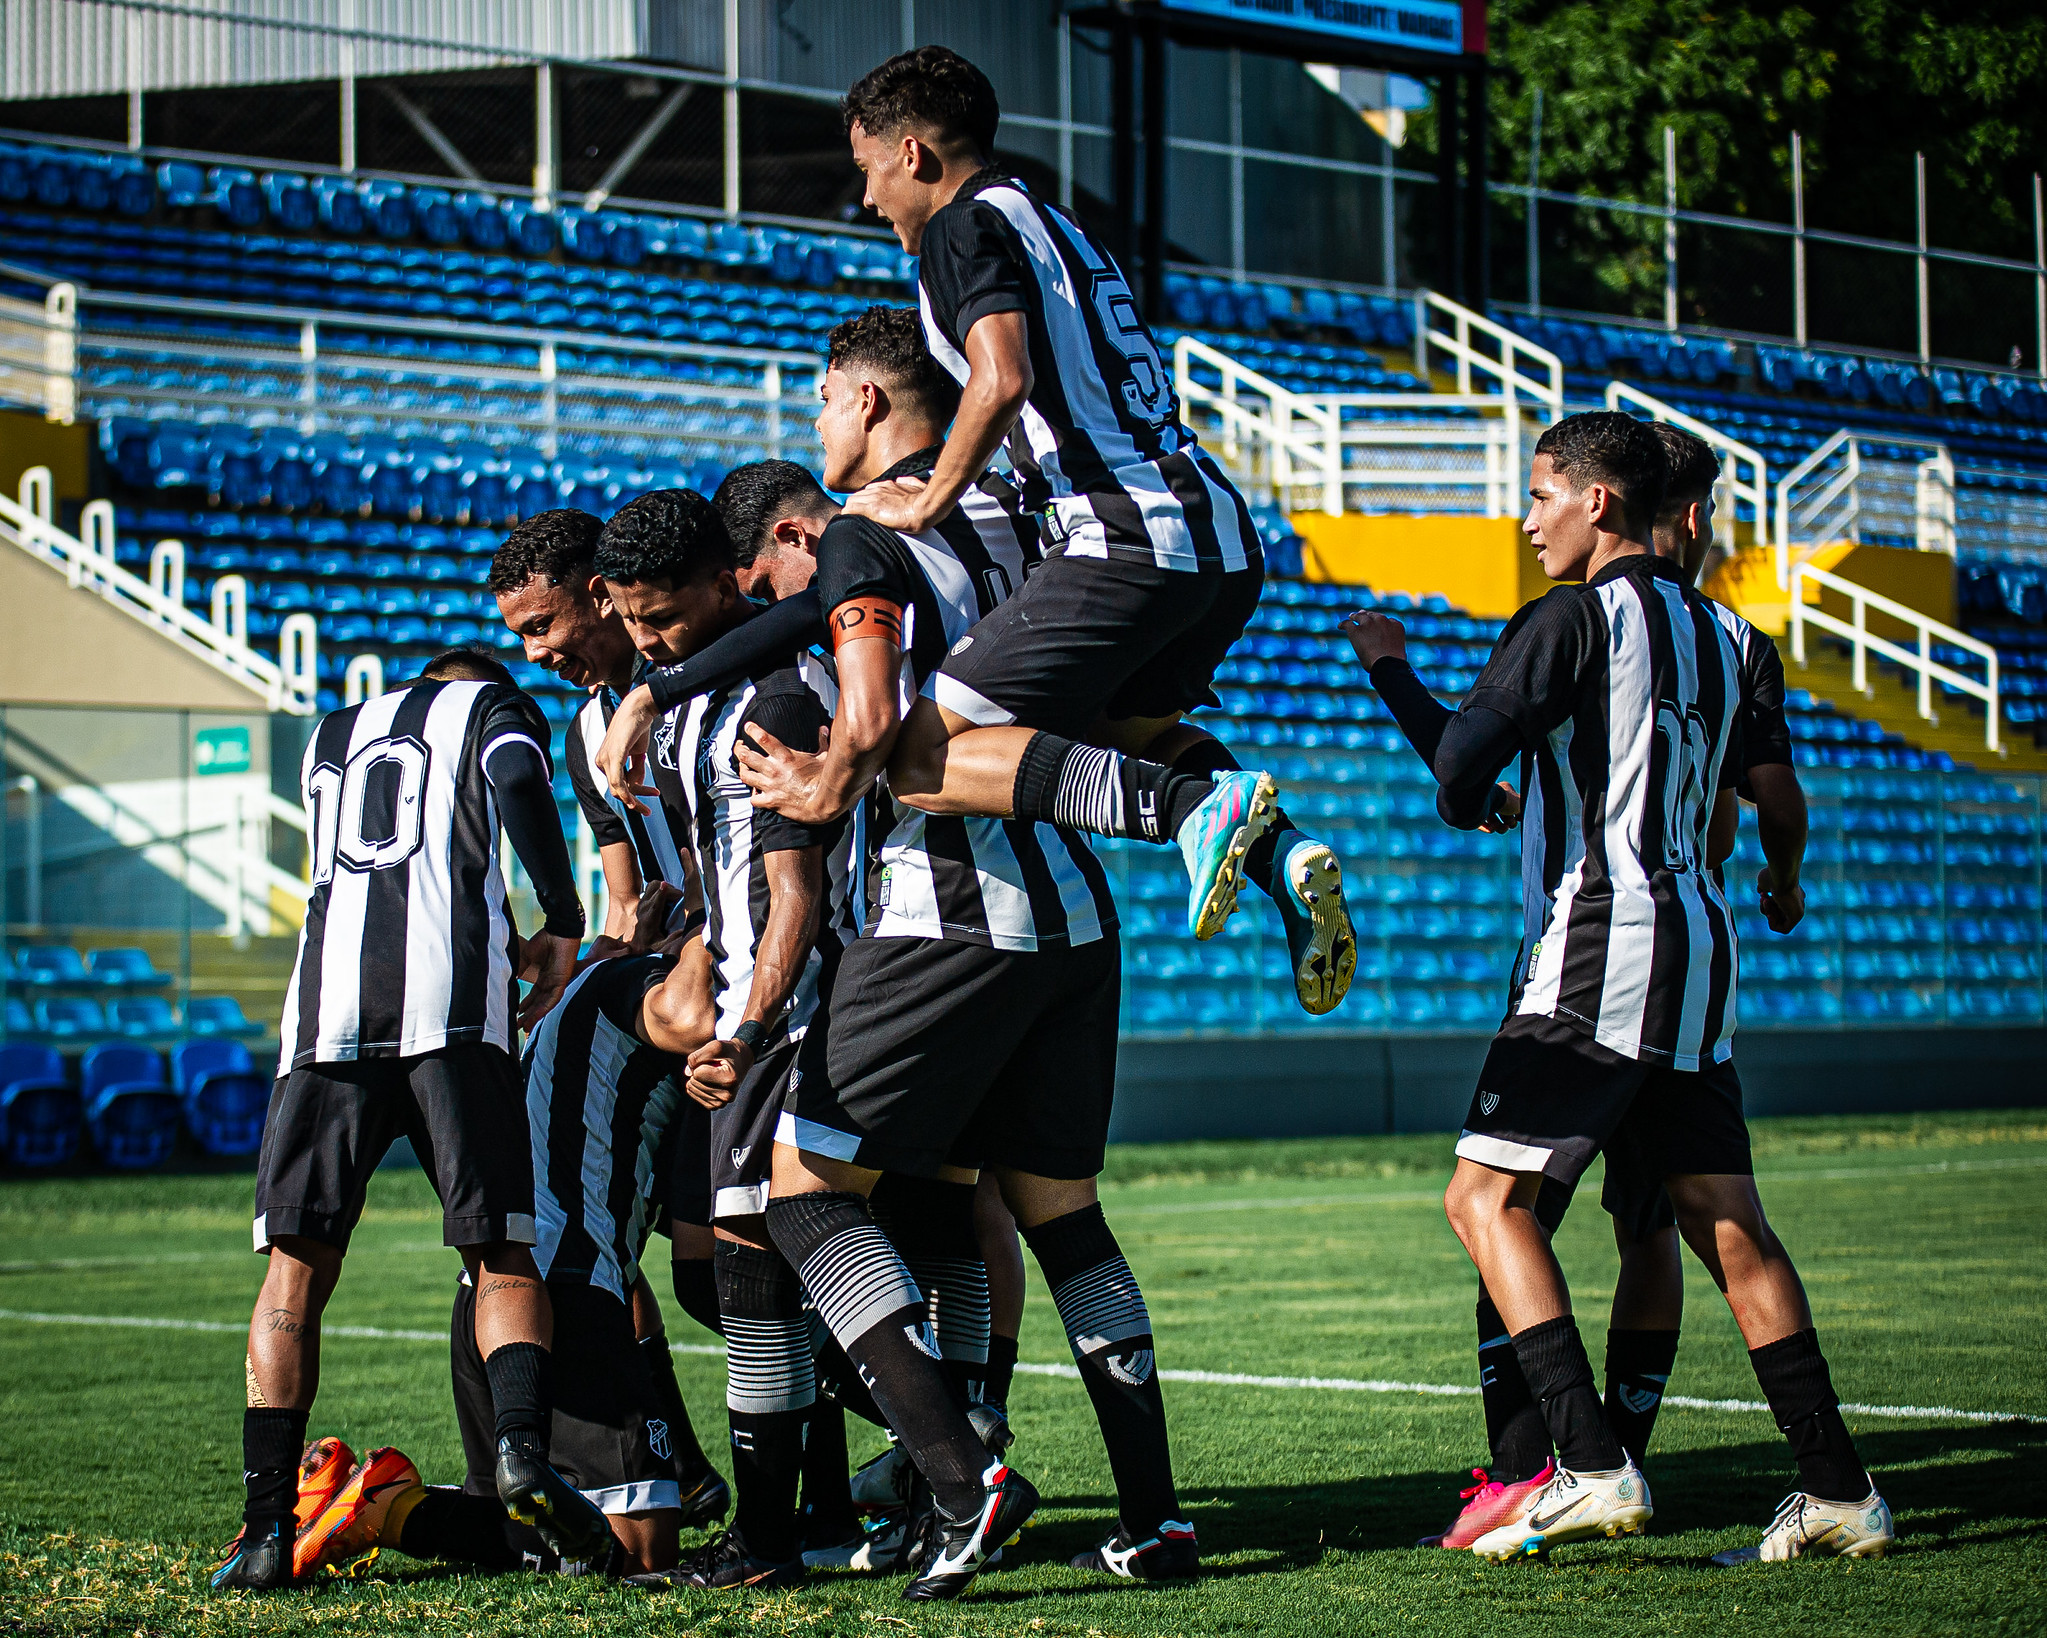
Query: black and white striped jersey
xmin=1468 ymin=555 xmax=1745 ymax=1070
xmin=565 ymin=682 xmax=695 ymax=895
xmin=522 ymin=954 xmax=681 ymax=1299
xmin=817 ymin=457 xmax=1120 ymax=951
xmin=917 ymin=169 xmax=1257 ymax=574
xmin=650 ymin=651 xmax=860 ymax=1039
xmin=1707 ymin=599 xmax=1795 ymax=781
xmin=279 ymin=680 xmax=547 ymax=1070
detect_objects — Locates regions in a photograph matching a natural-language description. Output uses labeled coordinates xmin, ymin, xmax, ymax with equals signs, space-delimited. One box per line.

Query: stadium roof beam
xmin=376 ymin=84 xmax=483 ymax=185
xmin=582 ymin=83 xmax=695 ymax=213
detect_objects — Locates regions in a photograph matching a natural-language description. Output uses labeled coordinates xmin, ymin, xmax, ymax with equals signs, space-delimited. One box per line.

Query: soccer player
xmin=1408 ymin=421 xmax=1818 ymax=1549
xmin=1346 ymin=411 xmax=1890 ymax=1564
xmin=594 ymin=489 xmax=860 ymax=1593
xmin=710 ymin=312 xmax=1190 ymax=1600
xmin=597 ymin=47 xmax=1355 ymax=1016
xmin=488 ymin=510 xmax=727 ymax=1519
xmin=215 ymin=649 xmax=604 ymax=1590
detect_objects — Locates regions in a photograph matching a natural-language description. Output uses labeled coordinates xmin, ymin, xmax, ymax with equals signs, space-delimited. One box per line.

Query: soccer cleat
xmin=1273 ymin=833 xmax=1356 ymax=1015
xmin=210 ymin=1516 xmax=294 ymax=1591
xmin=967 ymin=1402 xmax=1015 ymax=1459
xmin=494 ymin=1441 xmax=613 ymax=1564
xmin=1467 ymin=1461 xmax=1652 ymax=1561
xmin=294 ymin=1447 xmax=424 ymax=1578
xmin=626 ymin=1529 xmax=806 ymax=1591
xmin=1419 ymin=1462 xmax=1556 ymax=1550
xmin=1070 ymin=1519 xmax=1200 ymax=1580
xmin=802 ymin=1518 xmax=905 ymax=1572
xmin=1711 ymin=1489 xmax=1894 ymax=1566
xmin=1177 ymin=769 xmax=1282 ymax=941
xmin=901 ymin=1459 xmax=1039 ymax=1602
xmin=849 ymin=1443 xmax=914 ymax=1515
xmin=675 ymin=1467 xmax=731 ymax=1530
xmin=295 ymin=1437 xmax=356 ymax=1530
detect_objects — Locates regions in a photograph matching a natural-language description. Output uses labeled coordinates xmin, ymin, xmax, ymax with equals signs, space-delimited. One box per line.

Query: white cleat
xmin=1467 ymin=1461 xmax=1652 ymax=1561
xmin=1711 ymin=1489 xmax=1894 ymax=1566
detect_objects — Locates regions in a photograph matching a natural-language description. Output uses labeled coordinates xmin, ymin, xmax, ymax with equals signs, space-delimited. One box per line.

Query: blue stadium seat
xmin=186 ymin=1071 xmax=269 ymax=1156
xmin=172 ymin=1037 xmax=255 ymax=1094
xmin=185 ymin=995 xmax=264 ymax=1037
xmin=18 ymin=946 xmax=90 ymax=987
xmin=109 ymin=997 xmax=177 ymax=1038
xmin=1 ymin=1045 xmax=81 ymax=1168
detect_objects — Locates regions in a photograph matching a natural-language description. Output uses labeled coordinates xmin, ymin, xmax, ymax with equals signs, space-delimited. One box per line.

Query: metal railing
xmin=72 ymin=287 xmax=824 ymax=465
xmin=0 ymin=467 xmax=315 ymax=714
xmin=1604 ymin=380 xmax=1769 ymax=535
xmin=1413 ymin=290 xmax=1565 ymax=422
xmin=1774 ymin=430 xmax=1956 ymax=587
xmin=1790 ymin=560 xmax=2000 ymax=752
xmin=0 ymin=275 xmax=76 ymax=424
xmin=1173 ymin=336 xmax=1341 ymax=513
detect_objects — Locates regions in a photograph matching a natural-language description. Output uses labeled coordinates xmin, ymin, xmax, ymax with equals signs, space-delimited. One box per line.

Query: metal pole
xmin=2034 ymin=173 xmax=2044 ymax=382
xmin=338 ymin=0 xmax=356 ymax=171
xmin=1228 ymin=49 xmax=1245 ymax=279
xmin=1663 ymin=124 xmax=1678 ymax=332
xmin=126 ymin=9 xmax=143 ymax=149
xmin=723 ymin=0 xmax=742 ymax=219
xmin=1380 ymin=133 xmax=1396 ymax=292
xmin=1436 ymin=70 xmax=1460 ymax=300
xmin=1526 ymin=87 xmax=1542 ymax=315
xmin=534 ymin=62 xmax=554 ymax=210
xmin=23 ymin=777 xmax=40 ymax=928
xmin=1139 ymin=15 xmax=1167 ymax=319
xmin=901 ymin=0 xmax=914 ymax=51
xmin=1791 ymin=131 xmax=1806 ymax=346
xmin=1057 ymin=13 xmax=1074 ymax=211
xmin=1916 ymin=151 xmax=1931 ymax=364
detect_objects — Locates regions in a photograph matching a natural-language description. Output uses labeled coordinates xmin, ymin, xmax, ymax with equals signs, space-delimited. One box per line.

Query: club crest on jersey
xmin=1106 ymin=1348 xmax=1155 ymax=1387
xmin=1480 ymin=1092 xmax=1501 ymax=1116
xmin=646 ymin=1418 xmax=671 ymax=1460
xmin=652 ymin=713 xmax=678 ymax=770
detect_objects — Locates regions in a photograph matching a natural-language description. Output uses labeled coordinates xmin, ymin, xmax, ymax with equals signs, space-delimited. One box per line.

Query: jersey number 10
xmin=307 ymin=735 xmax=433 ymax=883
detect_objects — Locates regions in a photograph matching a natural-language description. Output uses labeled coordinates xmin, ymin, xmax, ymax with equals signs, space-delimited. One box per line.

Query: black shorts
xmin=253 ymin=1044 xmax=533 ymax=1254
xmin=451 ymin=1276 xmax=679 ymax=1517
xmin=1532 ymin=1135 xmax=1680 ymax=1244
xmin=659 ymin=1100 xmax=713 ymax=1229
xmin=1457 ymin=1014 xmax=1752 ymax=1192
xmin=779 ymin=933 xmax=1121 ymax=1179
xmin=708 ymin=1032 xmax=798 ymax=1220
xmin=929 ymin=550 xmax=1264 ymax=736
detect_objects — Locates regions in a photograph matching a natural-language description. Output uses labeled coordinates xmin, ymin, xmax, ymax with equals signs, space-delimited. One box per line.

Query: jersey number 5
xmin=307 ymin=735 xmax=432 ymax=883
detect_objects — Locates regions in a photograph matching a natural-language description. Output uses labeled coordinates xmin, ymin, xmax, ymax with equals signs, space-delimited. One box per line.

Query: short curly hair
xmin=1649 ymin=421 xmax=1721 ymax=519
xmin=595 ymin=488 xmax=736 ymax=588
xmin=842 ymin=46 xmax=999 ymax=158
xmin=713 ymin=461 xmax=835 ymax=568
xmin=486 ymin=509 xmax=602 ymax=595
xmin=1533 ymin=411 xmax=1667 ymax=534
xmin=828 ymin=305 xmax=961 ymax=426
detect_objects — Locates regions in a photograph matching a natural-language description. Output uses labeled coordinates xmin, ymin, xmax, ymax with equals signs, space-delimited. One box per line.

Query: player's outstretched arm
xmin=842 ymin=312 xmax=1030 ymax=534
xmin=685 ymin=844 xmax=823 ymax=1107
xmin=736 ymin=628 xmax=902 ymax=825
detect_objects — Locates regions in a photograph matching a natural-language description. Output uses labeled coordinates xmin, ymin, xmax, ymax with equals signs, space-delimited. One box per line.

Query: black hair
xmin=595 ymin=488 xmax=736 ymax=588
xmin=827 ymin=304 xmax=962 ymax=426
xmin=420 ymin=648 xmax=516 ymax=687
xmin=486 ymin=509 xmax=602 ymax=595
xmin=1649 ymin=421 xmax=1722 ymax=519
xmin=842 ymin=46 xmax=999 ymax=159
xmin=1532 ymin=411 xmax=1667 ymax=533
xmin=712 ymin=460 xmax=836 ymax=568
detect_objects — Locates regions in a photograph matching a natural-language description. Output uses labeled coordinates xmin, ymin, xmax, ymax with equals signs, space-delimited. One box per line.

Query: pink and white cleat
xmin=1418 ymin=1461 xmax=1556 ymax=1550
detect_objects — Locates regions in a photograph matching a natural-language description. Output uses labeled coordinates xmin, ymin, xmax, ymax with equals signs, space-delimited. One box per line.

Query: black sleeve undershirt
xmin=644 ymin=589 xmax=826 ymax=714
xmin=482 ymin=737 xmax=586 ymax=939
xmin=1366 ymin=657 xmax=1524 ymax=832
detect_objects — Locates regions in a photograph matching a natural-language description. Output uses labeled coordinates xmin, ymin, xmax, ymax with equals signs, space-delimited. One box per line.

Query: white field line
xmin=0 ymin=1307 xmax=2034 ymax=1424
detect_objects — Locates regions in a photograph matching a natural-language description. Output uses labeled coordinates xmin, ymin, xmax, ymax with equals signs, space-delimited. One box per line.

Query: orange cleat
xmin=294 ymin=1447 xmax=425 ymax=1578
xmin=296 ymin=1437 xmax=357 ymax=1530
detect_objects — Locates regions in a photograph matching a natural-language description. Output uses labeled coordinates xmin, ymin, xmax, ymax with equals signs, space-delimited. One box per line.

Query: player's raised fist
xmin=1340 ymin=610 xmax=1407 ymax=667
xmin=684 ymin=1037 xmax=753 ymax=1109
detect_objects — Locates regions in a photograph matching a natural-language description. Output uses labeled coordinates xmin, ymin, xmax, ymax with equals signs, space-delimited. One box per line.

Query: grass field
xmin=3 ymin=1108 xmax=2045 ymax=1637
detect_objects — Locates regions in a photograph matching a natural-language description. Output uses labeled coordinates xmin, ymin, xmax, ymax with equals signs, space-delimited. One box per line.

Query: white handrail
xmin=1774 ymin=429 xmax=1954 ymax=587
xmin=1789 ymin=560 xmax=2001 ymax=752
xmin=1173 ymin=335 xmax=1343 ymax=514
xmin=1414 ymin=289 xmax=1565 ymax=421
xmin=0 ymin=468 xmax=314 ymax=714
xmin=1604 ymin=380 xmax=1769 ymax=537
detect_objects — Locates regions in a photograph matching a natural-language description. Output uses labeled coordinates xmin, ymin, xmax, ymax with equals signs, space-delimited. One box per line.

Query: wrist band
xmin=732 ymin=1018 xmax=768 ymax=1052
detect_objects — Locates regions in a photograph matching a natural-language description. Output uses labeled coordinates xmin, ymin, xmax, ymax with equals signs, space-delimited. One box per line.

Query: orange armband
xmin=830 ymin=597 xmax=904 ymax=650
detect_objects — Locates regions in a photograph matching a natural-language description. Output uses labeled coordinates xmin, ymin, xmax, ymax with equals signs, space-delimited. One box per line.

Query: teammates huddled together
xmin=212 ymin=45 xmax=1890 ymax=1602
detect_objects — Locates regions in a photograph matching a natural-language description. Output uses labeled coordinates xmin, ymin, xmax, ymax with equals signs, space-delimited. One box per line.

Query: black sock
xmin=1011 ymin=732 xmax=1213 ymax=844
xmin=484 ymin=1340 xmax=552 ymax=1461
xmin=766 ymin=1191 xmax=989 ymax=1519
xmin=1023 ymin=1204 xmax=1181 ymax=1539
xmin=984 ymin=1333 xmax=1019 ymax=1416
xmin=673 ymin=1256 xmax=724 ymax=1338
xmin=397 ymin=1486 xmax=521 ymax=1569
xmin=1477 ymin=1295 xmax=1551 ymax=1482
xmin=1749 ymin=1328 xmax=1872 ymax=1502
xmin=1604 ymin=1328 xmax=1680 ymax=1467
xmin=637 ymin=1331 xmax=715 ymax=1485
xmin=799 ymin=1401 xmax=858 ymax=1545
xmin=717 ymin=1241 xmax=814 ymax=1565
xmin=241 ymin=1406 xmax=309 ymax=1528
xmin=1164 ymin=737 xmax=1295 ymax=896
xmin=1510 ymin=1317 xmax=1626 ymax=1474
xmin=871 ymin=1175 xmax=992 ymax=1411
xmin=814 ymin=1332 xmax=889 ymax=1429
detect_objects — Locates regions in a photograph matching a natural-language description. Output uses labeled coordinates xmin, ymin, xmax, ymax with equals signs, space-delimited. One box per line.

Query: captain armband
xmin=829 ymin=597 xmax=904 ymax=651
